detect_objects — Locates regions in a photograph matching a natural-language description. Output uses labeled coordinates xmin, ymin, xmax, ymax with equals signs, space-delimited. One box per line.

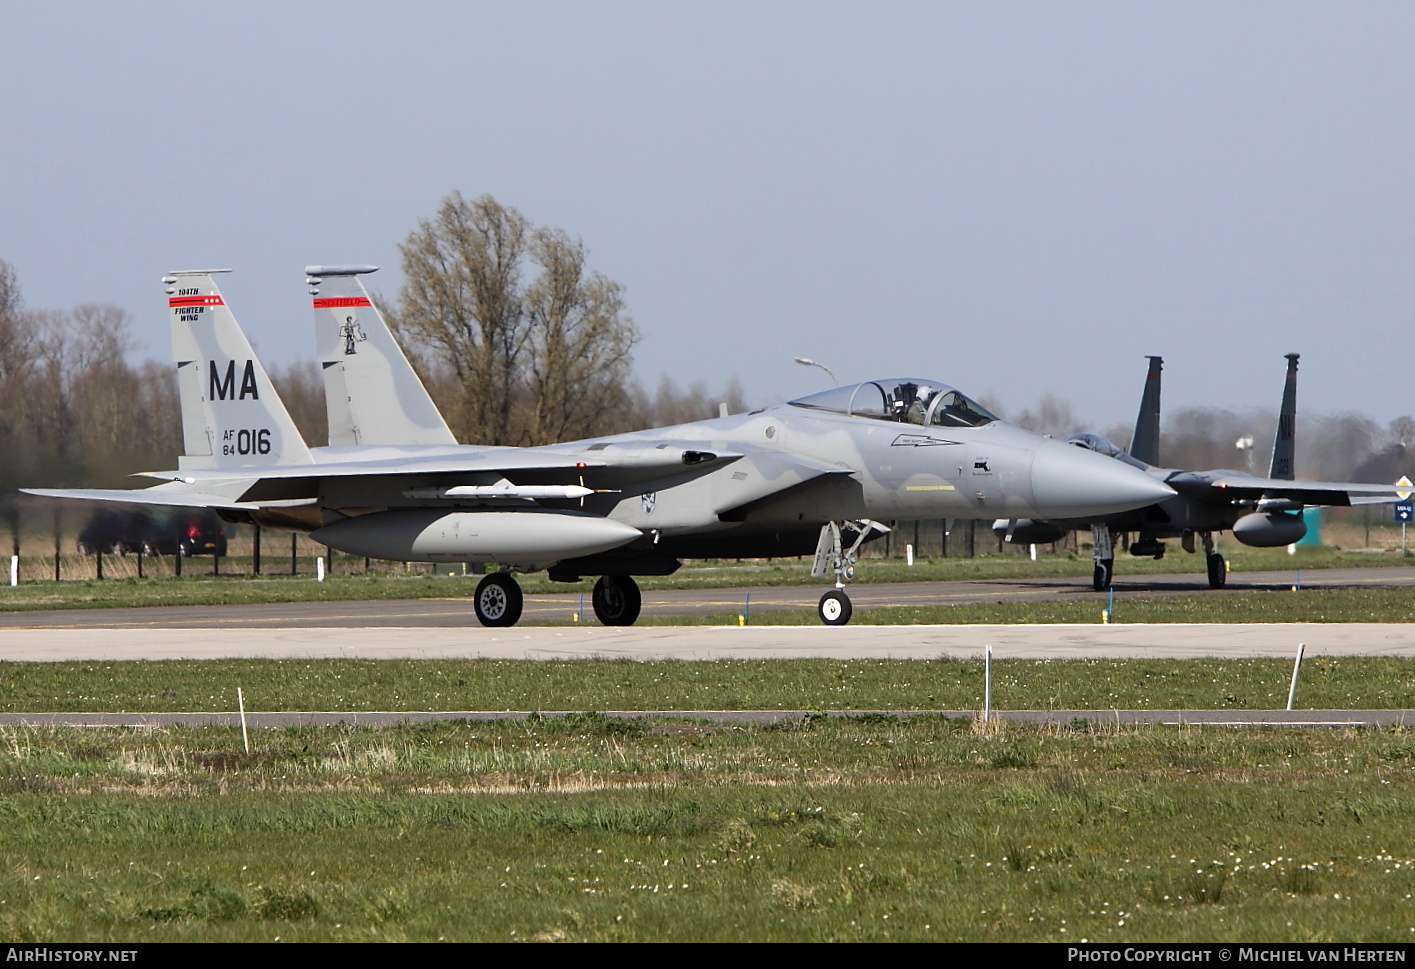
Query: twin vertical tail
xmin=305 ymin=266 xmax=457 ymax=447
xmin=1268 ymin=353 xmax=1299 ymax=481
xmin=164 ymin=270 xmax=313 ymax=471
xmin=1128 ymin=356 xmax=1163 ymax=467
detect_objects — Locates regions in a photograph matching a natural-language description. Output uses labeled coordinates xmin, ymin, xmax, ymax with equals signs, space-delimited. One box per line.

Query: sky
xmin=3 ymin=1 xmax=1413 ymax=433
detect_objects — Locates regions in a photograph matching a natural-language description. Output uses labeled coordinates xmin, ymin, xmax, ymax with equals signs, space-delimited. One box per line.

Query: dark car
xmin=76 ymin=509 xmax=153 ymax=556
xmin=142 ymin=512 xmax=229 ymax=557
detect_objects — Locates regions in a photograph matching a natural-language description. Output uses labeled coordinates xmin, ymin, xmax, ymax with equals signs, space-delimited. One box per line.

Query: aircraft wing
xmin=27 ymin=446 xmax=747 ymax=509
xmin=1167 ymin=471 xmax=1406 ymax=507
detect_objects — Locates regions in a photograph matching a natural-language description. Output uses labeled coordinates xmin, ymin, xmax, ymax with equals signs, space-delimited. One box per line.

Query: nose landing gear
xmin=811 ymin=520 xmax=889 ymax=625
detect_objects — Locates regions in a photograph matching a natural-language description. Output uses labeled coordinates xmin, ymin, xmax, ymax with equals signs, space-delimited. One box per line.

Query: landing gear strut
xmin=592 ymin=575 xmax=642 ymax=626
xmin=473 ymin=572 xmax=523 ymax=627
xmin=810 ymin=519 xmax=888 ymax=625
xmin=1091 ymin=524 xmax=1113 ymax=592
xmin=1202 ymin=532 xmax=1226 ymax=589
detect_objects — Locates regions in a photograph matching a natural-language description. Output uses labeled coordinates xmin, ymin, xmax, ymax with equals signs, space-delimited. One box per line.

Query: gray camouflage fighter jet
xmin=992 ymin=354 xmax=1406 ymax=591
xmin=24 ymin=269 xmax=1173 ymax=626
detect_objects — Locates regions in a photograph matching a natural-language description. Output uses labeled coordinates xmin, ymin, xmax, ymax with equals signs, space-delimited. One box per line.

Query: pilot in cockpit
xmin=890 ymin=381 xmax=931 ymax=425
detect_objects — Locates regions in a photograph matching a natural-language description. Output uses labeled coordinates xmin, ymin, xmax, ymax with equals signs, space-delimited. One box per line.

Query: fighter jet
xmin=993 ymin=354 xmax=1406 ymax=590
xmin=24 ymin=269 xmax=1174 ymax=626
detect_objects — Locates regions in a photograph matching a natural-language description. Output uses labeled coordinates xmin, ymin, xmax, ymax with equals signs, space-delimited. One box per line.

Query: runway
xmin=2 ymin=565 xmax=1411 ymax=631
xmin=0 ymin=565 xmax=1410 ymax=661
xmin=2 ymin=621 xmax=1413 ymax=661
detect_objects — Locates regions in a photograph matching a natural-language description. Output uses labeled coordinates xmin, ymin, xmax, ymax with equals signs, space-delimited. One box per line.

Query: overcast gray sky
xmin=3 ymin=1 xmax=1412 ymax=432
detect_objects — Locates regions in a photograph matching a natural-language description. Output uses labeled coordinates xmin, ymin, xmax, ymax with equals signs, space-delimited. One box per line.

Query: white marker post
xmin=237 ymin=686 xmax=250 ymax=753
xmin=1397 ymin=478 xmax=1413 ymax=556
xmin=1286 ymin=642 xmax=1306 ymax=712
xmin=983 ymin=644 xmax=993 ymax=723
xmin=8 ymin=556 xmax=16 ymax=587
xmin=906 ymin=543 xmax=914 ymax=567
xmin=316 ymin=557 xmax=325 ymax=582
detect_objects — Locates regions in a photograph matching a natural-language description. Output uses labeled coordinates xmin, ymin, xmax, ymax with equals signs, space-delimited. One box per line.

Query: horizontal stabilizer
xmin=21 ymin=485 xmax=315 ymax=511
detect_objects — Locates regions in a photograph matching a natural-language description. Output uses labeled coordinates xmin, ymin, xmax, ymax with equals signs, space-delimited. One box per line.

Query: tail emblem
xmin=341 ymin=314 xmax=368 ymax=355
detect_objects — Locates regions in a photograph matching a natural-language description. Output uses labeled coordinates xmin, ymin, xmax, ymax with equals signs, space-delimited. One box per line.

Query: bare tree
xmin=523 ymin=227 xmax=639 ymax=443
xmin=1010 ymin=392 xmax=1083 ymax=440
xmin=631 ymin=374 xmax=752 ymax=428
xmin=1390 ymin=416 xmax=1415 ymax=449
xmin=1305 ymin=412 xmax=1381 ymax=481
xmin=392 ymin=193 xmax=642 ymax=446
xmin=0 ymin=259 xmax=39 ymax=490
xmin=393 ymin=192 xmax=531 ymax=444
xmin=269 ymin=360 xmax=328 ymax=448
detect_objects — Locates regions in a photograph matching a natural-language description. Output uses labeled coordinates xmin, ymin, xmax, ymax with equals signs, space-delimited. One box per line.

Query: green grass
xmin=1 ymin=543 xmax=1409 ymax=613
xmin=3 ymin=717 xmax=1415 ymax=941
xmin=625 ymin=587 xmax=1415 ymax=625
xmin=3 ymin=655 xmax=1414 ymax=712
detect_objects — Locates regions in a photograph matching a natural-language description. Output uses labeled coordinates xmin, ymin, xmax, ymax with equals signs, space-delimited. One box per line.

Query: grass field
xmin=1 ymin=654 xmax=1413 ymax=714
xmin=3 ymin=716 xmax=1415 ymax=941
xmin=2 ymin=524 xmax=1412 ymax=942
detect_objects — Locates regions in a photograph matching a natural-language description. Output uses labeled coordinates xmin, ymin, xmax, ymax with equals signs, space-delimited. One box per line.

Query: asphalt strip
xmin=1 ymin=622 xmax=1414 ymax=661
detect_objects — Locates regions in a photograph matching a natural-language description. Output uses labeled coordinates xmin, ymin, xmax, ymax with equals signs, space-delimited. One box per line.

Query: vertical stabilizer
xmin=305 ymin=266 xmax=457 ymax=447
xmin=1128 ymin=355 xmax=1163 ymax=466
xmin=164 ymin=270 xmax=314 ymax=470
xmin=1268 ymin=353 xmax=1299 ymax=480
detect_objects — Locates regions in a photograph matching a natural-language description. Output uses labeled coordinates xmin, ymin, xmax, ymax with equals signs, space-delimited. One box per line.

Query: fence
xmin=0 ymin=502 xmax=1083 ymax=583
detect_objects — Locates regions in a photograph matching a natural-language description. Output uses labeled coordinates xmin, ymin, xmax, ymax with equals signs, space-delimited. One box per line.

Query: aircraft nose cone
xmin=1030 ymin=441 xmax=1174 ymax=519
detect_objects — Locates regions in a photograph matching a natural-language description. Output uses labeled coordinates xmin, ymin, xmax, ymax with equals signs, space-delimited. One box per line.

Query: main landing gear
xmin=1091 ymin=524 xmax=1113 ymax=592
xmin=473 ymin=572 xmax=523 ymax=627
xmin=1202 ymin=531 xmax=1226 ymax=589
xmin=811 ymin=520 xmax=888 ymax=625
xmin=471 ymin=572 xmax=644 ymax=627
xmin=1087 ymin=526 xmax=1227 ymax=593
xmin=592 ymin=575 xmax=642 ymax=626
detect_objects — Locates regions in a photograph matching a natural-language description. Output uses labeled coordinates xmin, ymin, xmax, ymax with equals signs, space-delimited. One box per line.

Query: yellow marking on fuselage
xmin=904 ymin=484 xmax=956 ymax=491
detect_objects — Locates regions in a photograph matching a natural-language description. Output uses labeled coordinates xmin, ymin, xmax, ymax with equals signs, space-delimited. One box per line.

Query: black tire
xmin=592 ymin=575 xmax=642 ymax=626
xmin=817 ymin=589 xmax=852 ymax=625
xmin=1092 ymin=558 xmax=1113 ymax=592
xmin=473 ymin=573 xmax=523 ymax=627
xmin=1207 ymin=552 xmax=1226 ymax=589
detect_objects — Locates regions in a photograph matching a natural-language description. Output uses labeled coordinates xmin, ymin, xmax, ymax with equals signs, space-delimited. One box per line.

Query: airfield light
xmin=794 ymin=357 xmax=840 ymax=386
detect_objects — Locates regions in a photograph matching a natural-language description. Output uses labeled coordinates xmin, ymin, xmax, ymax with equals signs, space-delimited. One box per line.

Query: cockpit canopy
xmin=789 ymin=378 xmax=1000 ymax=428
xmin=1066 ymin=432 xmax=1150 ymax=470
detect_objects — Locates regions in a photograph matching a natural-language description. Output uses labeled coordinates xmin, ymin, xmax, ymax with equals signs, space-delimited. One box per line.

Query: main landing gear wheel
xmin=1092 ymin=558 xmax=1113 ymax=592
xmin=1206 ymin=552 xmax=1227 ymax=589
xmin=473 ymin=572 xmax=523 ymax=627
xmin=592 ymin=575 xmax=642 ymax=626
xmin=818 ymin=589 xmax=852 ymax=625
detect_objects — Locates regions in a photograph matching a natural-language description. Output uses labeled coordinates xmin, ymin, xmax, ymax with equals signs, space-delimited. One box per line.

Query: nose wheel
xmin=817 ymin=589 xmax=852 ymax=625
xmin=473 ymin=572 xmax=523 ymax=627
xmin=592 ymin=574 xmax=642 ymax=626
